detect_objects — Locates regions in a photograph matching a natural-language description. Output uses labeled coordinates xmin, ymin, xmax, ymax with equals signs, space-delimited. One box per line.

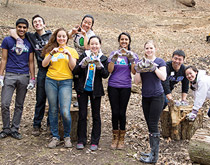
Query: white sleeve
xmin=193 ymin=79 xmax=208 ymax=110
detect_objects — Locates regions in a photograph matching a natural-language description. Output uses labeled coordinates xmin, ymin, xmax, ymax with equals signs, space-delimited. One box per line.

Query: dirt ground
xmin=0 ymin=0 xmax=210 ymax=164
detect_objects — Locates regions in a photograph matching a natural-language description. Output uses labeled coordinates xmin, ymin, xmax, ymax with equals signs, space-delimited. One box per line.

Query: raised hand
xmin=126 ymin=51 xmax=135 ymax=63
xmin=93 ymin=56 xmax=104 ymax=69
xmin=79 ymin=56 xmax=92 ymax=68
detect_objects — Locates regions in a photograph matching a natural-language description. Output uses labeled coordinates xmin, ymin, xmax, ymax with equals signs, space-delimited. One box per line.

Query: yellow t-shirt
xmin=46 ymin=46 xmax=79 ymax=80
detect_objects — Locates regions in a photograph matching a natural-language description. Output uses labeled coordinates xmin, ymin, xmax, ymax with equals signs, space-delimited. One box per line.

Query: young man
xmin=0 ymin=18 xmax=35 ymax=140
xmin=10 ymin=15 xmax=52 ymax=136
xmin=162 ymin=50 xmax=189 ymax=109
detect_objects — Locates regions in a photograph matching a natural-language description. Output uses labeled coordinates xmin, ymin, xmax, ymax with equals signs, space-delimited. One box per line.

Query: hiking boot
xmin=90 ymin=144 xmax=98 ymax=151
xmin=117 ymin=130 xmax=126 ymax=150
xmin=48 ymin=137 xmax=60 ymax=148
xmin=0 ymin=131 xmax=10 ymax=139
xmin=111 ymin=130 xmax=119 ymax=149
xmin=76 ymin=143 xmax=84 ymax=150
xmin=64 ymin=137 xmax=72 ymax=148
xmin=32 ymin=127 xmax=41 ymax=136
xmin=10 ymin=131 xmax=22 ymax=140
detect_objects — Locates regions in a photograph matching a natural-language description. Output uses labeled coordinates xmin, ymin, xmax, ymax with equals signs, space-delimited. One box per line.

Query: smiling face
xmin=32 ymin=17 xmax=45 ymax=31
xmin=119 ymin=34 xmax=130 ymax=50
xmin=89 ymin=37 xmax=101 ymax=55
xmin=81 ymin=17 xmax=93 ymax=32
xmin=172 ymin=55 xmax=184 ymax=71
xmin=56 ymin=30 xmax=68 ymax=46
xmin=16 ymin=23 xmax=28 ymax=39
xmin=144 ymin=42 xmax=156 ymax=57
xmin=185 ymin=68 xmax=197 ymax=82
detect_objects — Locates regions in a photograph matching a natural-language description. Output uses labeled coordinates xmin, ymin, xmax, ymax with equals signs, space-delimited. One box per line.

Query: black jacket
xmin=162 ymin=61 xmax=189 ymax=95
xmin=72 ymin=51 xmax=109 ymax=97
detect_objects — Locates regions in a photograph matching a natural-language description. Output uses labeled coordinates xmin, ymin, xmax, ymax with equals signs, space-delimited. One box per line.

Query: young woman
xmin=185 ymin=66 xmax=210 ymax=121
xmin=68 ymin=14 xmax=95 ymax=107
xmin=68 ymin=14 xmax=95 ymax=56
xmin=108 ymin=32 xmax=138 ymax=150
xmin=134 ymin=40 xmax=166 ymax=163
xmin=73 ymin=36 xmax=109 ymax=151
xmin=42 ymin=28 xmax=79 ymax=148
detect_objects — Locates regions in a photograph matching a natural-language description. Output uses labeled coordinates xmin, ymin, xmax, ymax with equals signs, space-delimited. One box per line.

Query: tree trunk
xmin=160 ymin=104 xmax=203 ymax=140
xmin=188 ymin=129 xmax=210 ymax=165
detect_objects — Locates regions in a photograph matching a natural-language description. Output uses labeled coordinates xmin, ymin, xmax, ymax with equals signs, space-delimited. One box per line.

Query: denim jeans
xmin=1 ymin=72 xmax=29 ymax=133
xmin=33 ymin=69 xmax=49 ymax=128
xmin=45 ymin=77 xmax=72 ymax=139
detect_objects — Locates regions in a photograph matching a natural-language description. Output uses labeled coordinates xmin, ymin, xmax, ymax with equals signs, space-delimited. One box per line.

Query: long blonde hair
xmin=41 ymin=28 xmax=69 ymax=57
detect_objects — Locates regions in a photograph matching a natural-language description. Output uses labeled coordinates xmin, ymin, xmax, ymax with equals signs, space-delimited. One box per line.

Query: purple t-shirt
xmin=140 ymin=57 xmax=166 ymax=97
xmin=1 ymin=36 xmax=33 ymax=74
xmin=108 ymin=50 xmax=139 ymax=88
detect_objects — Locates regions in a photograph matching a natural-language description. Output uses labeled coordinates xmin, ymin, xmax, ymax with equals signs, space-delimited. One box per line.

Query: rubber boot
xmin=117 ymin=130 xmax=126 ymax=150
xmin=140 ymin=133 xmax=160 ymax=164
xmin=140 ymin=134 xmax=152 ymax=156
xmin=111 ymin=130 xmax=119 ymax=149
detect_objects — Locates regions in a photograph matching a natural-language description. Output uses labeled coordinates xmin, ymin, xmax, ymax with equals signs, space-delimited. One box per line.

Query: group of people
xmin=0 ymin=14 xmax=209 ymax=164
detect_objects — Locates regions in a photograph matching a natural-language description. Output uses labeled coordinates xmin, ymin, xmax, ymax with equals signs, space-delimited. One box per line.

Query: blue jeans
xmin=33 ymin=69 xmax=49 ymax=128
xmin=163 ymin=94 xmax=169 ymax=110
xmin=45 ymin=77 xmax=72 ymax=139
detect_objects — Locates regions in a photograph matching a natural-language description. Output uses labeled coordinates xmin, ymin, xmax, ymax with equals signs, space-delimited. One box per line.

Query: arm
xmin=154 ymin=66 xmax=166 ymax=81
xmin=42 ymin=54 xmax=51 ymax=67
xmin=68 ymin=55 xmax=76 ymax=71
xmin=108 ymin=62 xmax=114 ymax=73
xmin=181 ymin=92 xmax=188 ymax=101
xmin=9 ymin=29 xmax=19 ymax=40
xmin=29 ymin=52 xmax=35 ymax=78
xmin=98 ymin=57 xmax=109 ymax=79
xmin=0 ymin=49 xmax=8 ymax=75
xmin=134 ymin=73 xmax=142 ymax=84
xmin=131 ymin=63 xmax=136 ymax=74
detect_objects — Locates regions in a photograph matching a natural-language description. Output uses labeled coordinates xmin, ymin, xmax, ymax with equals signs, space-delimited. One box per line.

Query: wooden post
xmin=188 ymin=129 xmax=210 ymax=164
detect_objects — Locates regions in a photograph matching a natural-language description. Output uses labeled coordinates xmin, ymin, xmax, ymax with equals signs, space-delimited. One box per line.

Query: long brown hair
xmin=41 ymin=28 xmax=69 ymax=57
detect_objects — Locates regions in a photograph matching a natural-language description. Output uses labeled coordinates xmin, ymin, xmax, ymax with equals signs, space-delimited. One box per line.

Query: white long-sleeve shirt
xmin=192 ymin=70 xmax=210 ymax=111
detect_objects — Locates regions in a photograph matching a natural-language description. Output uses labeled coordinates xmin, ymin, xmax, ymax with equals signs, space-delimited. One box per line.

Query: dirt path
xmin=0 ymin=0 xmax=210 ymax=164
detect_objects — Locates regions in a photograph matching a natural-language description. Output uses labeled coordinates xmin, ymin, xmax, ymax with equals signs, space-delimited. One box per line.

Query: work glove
xmin=0 ymin=75 xmax=4 ymax=87
xmin=16 ymin=38 xmax=24 ymax=55
xmin=181 ymin=100 xmax=189 ymax=106
xmin=109 ymin=50 xmax=121 ymax=63
xmin=134 ymin=60 xmax=145 ymax=73
xmin=93 ymin=56 xmax=104 ymax=69
xmin=186 ymin=109 xmax=198 ymax=121
xmin=27 ymin=79 xmax=36 ymax=90
xmin=79 ymin=56 xmax=92 ymax=68
xmin=126 ymin=51 xmax=135 ymax=63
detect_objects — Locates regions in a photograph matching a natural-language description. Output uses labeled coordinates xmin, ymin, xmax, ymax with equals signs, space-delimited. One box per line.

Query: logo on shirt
xmin=89 ymin=63 xmax=95 ymax=70
xmin=168 ymin=76 xmax=184 ymax=82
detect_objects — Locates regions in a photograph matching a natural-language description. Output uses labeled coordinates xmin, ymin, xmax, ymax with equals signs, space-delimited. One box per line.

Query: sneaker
xmin=48 ymin=137 xmax=60 ymax=148
xmin=64 ymin=137 xmax=72 ymax=148
xmin=0 ymin=131 xmax=10 ymax=139
xmin=90 ymin=144 xmax=98 ymax=151
xmin=32 ymin=127 xmax=41 ymax=136
xmin=76 ymin=143 xmax=84 ymax=150
xmin=10 ymin=131 xmax=22 ymax=140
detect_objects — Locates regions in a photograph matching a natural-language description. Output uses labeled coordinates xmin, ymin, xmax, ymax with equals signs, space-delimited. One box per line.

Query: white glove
xmin=27 ymin=79 xmax=36 ymax=90
xmin=79 ymin=56 xmax=92 ymax=68
xmin=16 ymin=38 xmax=24 ymax=55
xmin=186 ymin=109 xmax=198 ymax=121
xmin=93 ymin=56 xmax=104 ymax=69
xmin=0 ymin=75 xmax=4 ymax=87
